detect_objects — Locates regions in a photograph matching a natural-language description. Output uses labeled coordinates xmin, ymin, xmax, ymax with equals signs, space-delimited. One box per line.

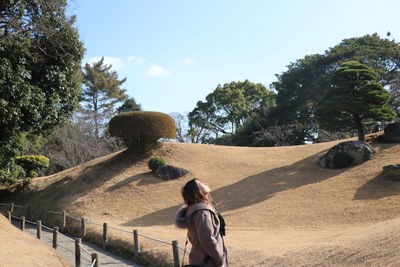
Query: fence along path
xmin=1 ymin=203 xmax=142 ymax=267
xmin=1 ymin=203 xmax=189 ymax=267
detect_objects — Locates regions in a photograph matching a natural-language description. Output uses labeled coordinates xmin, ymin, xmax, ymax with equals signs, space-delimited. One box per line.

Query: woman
xmin=175 ymin=178 xmax=228 ymax=267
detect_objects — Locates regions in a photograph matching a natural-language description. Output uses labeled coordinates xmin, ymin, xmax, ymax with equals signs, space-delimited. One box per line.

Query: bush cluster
xmin=15 ymin=155 xmax=49 ymax=177
xmin=0 ymin=170 xmax=17 ymax=185
xmin=332 ymin=152 xmax=354 ymax=168
xmin=148 ymin=157 xmax=167 ymax=172
xmin=109 ymin=111 xmax=176 ymax=153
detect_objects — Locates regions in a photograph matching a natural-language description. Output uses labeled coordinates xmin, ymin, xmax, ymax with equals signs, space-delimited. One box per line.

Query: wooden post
xmin=36 ymin=220 xmax=42 ymax=239
xmin=75 ymin=238 xmax=81 ymax=267
xmin=81 ymin=218 xmax=86 ymax=238
xmin=53 ymin=227 xmax=59 ymax=249
xmin=9 ymin=203 xmax=14 ymax=213
xmin=102 ymin=223 xmax=108 ymax=249
xmin=172 ymin=240 xmax=180 ymax=267
xmin=7 ymin=211 xmax=11 ymax=222
xmin=133 ymin=229 xmax=140 ymax=256
xmin=61 ymin=210 xmax=66 ymax=231
xmin=91 ymin=253 xmax=98 ymax=267
xmin=20 ymin=216 xmax=25 ymax=231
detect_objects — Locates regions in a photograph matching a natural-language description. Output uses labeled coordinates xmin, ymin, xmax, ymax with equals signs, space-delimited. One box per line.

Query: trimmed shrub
xmin=109 ymin=111 xmax=176 ymax=153
xmin=0 ymin=170 xmax=17 ymax=185
xmin=148 ymin=157 xmax=167 ymax=172
xmin=332 ymin=152 xmax=354 ymax=168
xmin=15 ymin=155 xmax=50 ymax=177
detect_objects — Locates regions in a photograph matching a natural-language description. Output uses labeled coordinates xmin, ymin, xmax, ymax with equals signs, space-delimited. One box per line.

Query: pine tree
xmin=81 ymin=57 xmax=128 ymax=138
xmin=317 ymin=61 xmax=396 ymax=141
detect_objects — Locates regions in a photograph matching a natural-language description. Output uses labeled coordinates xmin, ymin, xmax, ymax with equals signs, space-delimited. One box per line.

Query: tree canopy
xmin=317 ymin=61 xmax=396 ymax=141
xmin=0 ymin=0 xmax=84 ymax=166
xmin=248 ymin=34 xmax=400 ymax=145
xmin=188 ymin=80 xmax=275 ymax=143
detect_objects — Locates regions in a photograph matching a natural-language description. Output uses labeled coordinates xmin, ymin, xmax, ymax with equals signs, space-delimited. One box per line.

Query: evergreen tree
xmin=316 ymin=61 xmax=396 ymax=141
xmin=117 ymin=97 xmax=142 ymax=114
xmin=81 ymin=57 xmax=128 ymax=138
xmin=0 ymin=0 xmax=84 ymax=167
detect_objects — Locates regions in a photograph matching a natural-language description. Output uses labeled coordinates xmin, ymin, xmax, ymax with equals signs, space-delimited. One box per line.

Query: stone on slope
xmin=318 ymin=141 xmax=375 ymax=169
xmin=155 ymin=165 xmax=189 ymax=180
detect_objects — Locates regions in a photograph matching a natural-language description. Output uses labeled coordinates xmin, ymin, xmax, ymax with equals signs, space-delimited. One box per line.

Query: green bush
xmin=109 ymin=111 xmax=176 ymax=153
xmin=15 ymin=155 xmax=50 ymax=177
xmin=148 ymin=157 xmax=167 ymax=172
xmin=0 ymin=170 xmax=17 ymax=185
xmin=332 ymin=152 xmax=354 ymax=168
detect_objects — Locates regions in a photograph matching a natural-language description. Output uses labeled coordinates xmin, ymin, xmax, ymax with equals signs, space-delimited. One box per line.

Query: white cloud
xmin=183 ymin=57 xmax=195 ymax=65
xmin=145 ymin=65 xmax=169 ymax=77
xmin=127 ymin=56 xmax=145 ymax=66
xmin=84 ymin=56 xmax=123 ymax=71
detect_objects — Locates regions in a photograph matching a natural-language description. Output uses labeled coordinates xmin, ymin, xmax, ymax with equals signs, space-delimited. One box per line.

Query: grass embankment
xmin=3 ymin=135 xmax=400 ymax=266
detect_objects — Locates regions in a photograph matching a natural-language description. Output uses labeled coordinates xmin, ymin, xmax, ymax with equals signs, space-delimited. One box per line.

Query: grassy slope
xmin=4 ymin=137 xmax=400 ymax=266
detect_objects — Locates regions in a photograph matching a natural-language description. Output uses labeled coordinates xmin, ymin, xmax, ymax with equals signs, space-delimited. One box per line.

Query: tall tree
xmin=316 ymin=61 xmax=396 ymax=141
xmin=188 ymin=80 xmax=275 ymax=143
xmin=0 ymin=0 xmax=84 ymax=166
xmin=81 ymin=57 xmax=128 ymax=138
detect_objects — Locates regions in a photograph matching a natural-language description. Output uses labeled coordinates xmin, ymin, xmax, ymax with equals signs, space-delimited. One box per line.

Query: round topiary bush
xmin=109 ymin=111 xmax=176 ymax=153
xmin=332 ymin=152 xmax=354 ymax=168
xmin=148 ymin=157 xmax=167 ymax=172
xmin=15 ymin=155 xmax=50 ymax=177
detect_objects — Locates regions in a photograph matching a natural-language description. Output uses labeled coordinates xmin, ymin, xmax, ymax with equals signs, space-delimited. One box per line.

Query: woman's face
xmin=196 ymin=180 xmax=211 ymax=194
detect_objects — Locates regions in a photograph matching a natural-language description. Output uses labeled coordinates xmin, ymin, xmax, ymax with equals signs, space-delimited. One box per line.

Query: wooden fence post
xmin=37 ymin=220 xmax=42 ymax=239
xmin=53 ymin=227 xmax=59 ymax=249
xmin=75 ymin=238 xmax=81 ymax=267
xmin=9 ymin=203 xmax=14 ymax=213
xmin=81 ymin=218 xmax=86 ymax=238
xmin=7 ymin=211 xmax=11 ymax=222
xmin=102 ymin=223 xmax=108 ymax=249
xmin=20 ymin=216 xmax=25 ymax=231
xmin=61 ymin=210 xmax=66 ymax=231
xmin=91 ymin=253 xmax=98 ymax=267
xmin=172 ymin=240 xmax=180 ymax=267
xmin=133 ymin=229 xmax=140 ymax=257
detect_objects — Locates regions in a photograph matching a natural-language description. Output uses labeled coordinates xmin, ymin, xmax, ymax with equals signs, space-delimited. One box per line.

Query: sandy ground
xmin=4 ymin=137 xmax=400 ymax=266
xmin=0 ymin=215 xmax=70 ymax=267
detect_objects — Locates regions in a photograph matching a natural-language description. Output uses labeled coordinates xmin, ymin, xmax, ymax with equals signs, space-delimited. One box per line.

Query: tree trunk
xmin=354 ymin=116 xmax=365 ymax=141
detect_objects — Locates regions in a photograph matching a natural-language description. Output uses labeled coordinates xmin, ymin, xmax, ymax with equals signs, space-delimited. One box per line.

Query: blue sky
xmin=67 ymin=0 xmax=400 ymax=114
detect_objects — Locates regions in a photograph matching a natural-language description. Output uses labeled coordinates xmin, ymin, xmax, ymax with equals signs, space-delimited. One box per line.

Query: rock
xmin=318 ymin=141 xmax=375 ymax=169
xmin=155 ymin=165 xmax=189 ymax=180
xmin=382 ymin=164 xmax=400 ymax=178
xmin=382 ymin=122 xmax=400 ymax=143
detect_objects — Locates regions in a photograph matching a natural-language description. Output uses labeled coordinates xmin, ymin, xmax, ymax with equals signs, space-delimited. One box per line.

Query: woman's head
xmin=181 ymin=178 xmax=212 ymax=205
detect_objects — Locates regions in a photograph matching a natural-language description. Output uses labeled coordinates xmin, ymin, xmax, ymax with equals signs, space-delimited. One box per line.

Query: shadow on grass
xmin=354 ymin=173 xmax=400 ymax=200
xmin=106 ymin=172 xmax=164 ymax=192
xmin=123 ymin=149 xmax=348 ymax=227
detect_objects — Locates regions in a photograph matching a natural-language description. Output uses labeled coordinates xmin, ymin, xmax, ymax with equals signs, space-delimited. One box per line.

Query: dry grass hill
xmin=3 ymin=136 xmax=400 ymax=266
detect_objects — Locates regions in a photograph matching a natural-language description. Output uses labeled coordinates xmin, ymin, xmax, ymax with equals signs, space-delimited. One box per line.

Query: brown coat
xmin=176 ymin=202 xmax=228 ymax=267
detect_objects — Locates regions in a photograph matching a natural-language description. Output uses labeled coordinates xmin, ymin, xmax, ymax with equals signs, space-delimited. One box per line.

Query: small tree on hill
xmin=109 ymin=111 xmax=176 ymax=154
xmin=316 ymin=61 xmax=396 ymax=141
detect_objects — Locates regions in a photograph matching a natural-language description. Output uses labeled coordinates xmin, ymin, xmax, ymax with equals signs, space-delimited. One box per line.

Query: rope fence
xmin=1 ymin=202 xmax=188 ymax=267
